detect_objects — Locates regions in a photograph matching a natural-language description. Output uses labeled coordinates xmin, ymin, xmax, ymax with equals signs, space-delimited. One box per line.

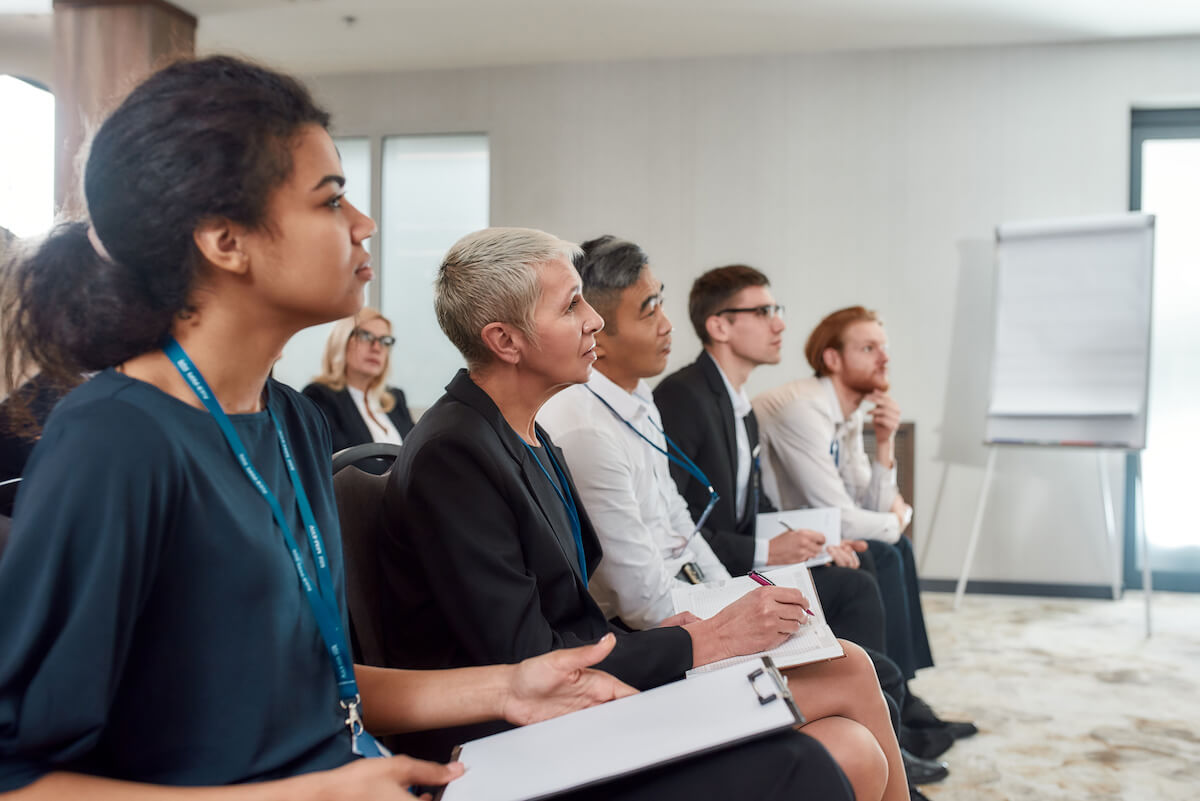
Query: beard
xmin=844 ymin=367 xmax=889 ymax=394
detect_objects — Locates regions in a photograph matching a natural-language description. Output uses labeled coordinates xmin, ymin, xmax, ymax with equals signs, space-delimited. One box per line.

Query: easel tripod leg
xmin=1097 ymin=452 xmax=1120 ymax=600
xmin=954 ymin=448 xmax=997 ymax=611
xmin=1134 ymin=451 xmax=1152 ymax=637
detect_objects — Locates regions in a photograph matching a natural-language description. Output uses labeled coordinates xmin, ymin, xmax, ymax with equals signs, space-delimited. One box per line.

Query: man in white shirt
xmin=754 ymin=306 xmax=975 ymax=742
xmin=535 ymin=237 xmax=828 ymax=661
xmin=539 ymin=240 xmax=964 ymax=793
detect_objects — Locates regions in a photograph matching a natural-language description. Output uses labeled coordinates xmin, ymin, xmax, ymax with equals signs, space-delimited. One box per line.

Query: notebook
xmin=671 ymin=564 xmax=845 ymax=676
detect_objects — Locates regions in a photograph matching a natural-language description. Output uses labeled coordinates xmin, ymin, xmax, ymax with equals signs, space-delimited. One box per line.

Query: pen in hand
xmin=747 ymin=570 xmax=816 ymax=616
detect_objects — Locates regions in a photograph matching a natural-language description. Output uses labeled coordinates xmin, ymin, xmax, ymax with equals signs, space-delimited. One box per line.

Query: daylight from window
xmin=381 ymin=134 xmax=489 ymax=409
xmin=1140 ymin=138 xmax=1200 ymax=554
xmin=0 ymin=75 xmax=54 ymax=238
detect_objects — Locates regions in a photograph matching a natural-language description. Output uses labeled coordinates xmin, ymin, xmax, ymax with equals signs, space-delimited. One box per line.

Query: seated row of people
xmin=0 ymin=55 xmax=967 ymax=801
xmin=296 ymin=234 xmax=972 ymax=785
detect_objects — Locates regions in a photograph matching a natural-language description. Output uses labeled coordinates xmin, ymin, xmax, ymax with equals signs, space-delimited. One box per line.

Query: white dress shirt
xmin=753 ymin=376 xmax=901 ymax=544
xmin=709 ymin=357 xmax=770 ymax=567
xmin=538 ymin=371 xmax=730 ymax=629
xmin=347 ymin=386 xmax=403 ymax=446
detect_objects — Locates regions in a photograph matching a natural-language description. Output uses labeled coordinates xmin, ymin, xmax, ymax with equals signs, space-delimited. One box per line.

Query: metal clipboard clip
xmin=746 ymin=657 xmax=806 ymax=724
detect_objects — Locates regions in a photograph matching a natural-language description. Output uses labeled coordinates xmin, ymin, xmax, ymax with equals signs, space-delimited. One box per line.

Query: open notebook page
xmin=672 ymin=565 xmax=844 ymax=676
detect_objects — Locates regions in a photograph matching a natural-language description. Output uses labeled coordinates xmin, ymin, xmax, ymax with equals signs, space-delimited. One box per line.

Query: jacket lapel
xmin=444 ymin=370 xmax=589 ymax=586
xmin=337 ymin=389 xmax=373 ymax=445
xmin=698 ymin=352 xmax=739 ymax=498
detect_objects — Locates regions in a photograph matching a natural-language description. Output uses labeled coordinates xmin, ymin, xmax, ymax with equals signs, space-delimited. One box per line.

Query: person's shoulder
xmin=401 ymin=391 xmax=489 ymax=453
xmin=753 ymin=377 xmax=830 ymax=427
xmin=301 ymin=381 xmax=340 ymax=403
xmin=654 ymin=357 xmax=717 ymax=418
xmin=654 ymin=356 xmax=706 ymax=391
xmin=31 ymin=372 xmax=189 ymax=471
xmin=536 ymin=384 xmax=594 ymax=437
xmin=268 ymin=378 xmax=334 ymax=457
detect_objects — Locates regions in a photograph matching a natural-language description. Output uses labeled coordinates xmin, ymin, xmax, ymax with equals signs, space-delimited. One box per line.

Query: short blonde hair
xmin=310 ymin=306 xmax=396 ymax=412
xmin=435 ymin=227 xmax=582 ymax=369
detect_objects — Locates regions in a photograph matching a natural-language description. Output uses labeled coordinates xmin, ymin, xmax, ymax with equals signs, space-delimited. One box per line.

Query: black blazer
xmin=378 ymin=369 xmax=692 ymax=686
xmin=301 ymin=382 xmax=414 ymax=453
xmin=653 ymin=351 xmax=775 ymax=575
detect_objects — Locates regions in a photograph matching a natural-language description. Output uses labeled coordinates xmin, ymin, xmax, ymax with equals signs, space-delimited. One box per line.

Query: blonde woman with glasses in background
xmin=304 ymin=308 xmax=414 ymax=455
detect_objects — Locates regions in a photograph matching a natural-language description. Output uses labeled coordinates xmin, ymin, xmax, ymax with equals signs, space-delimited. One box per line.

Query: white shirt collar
xmin=820 ymin=375 xmax=864 ymax=438
xmin=819 ymin=376 xmax=842 ymax=422
xmin=587 ymin=369 xmax=655 ymax=423
xmin=710 ymin=355 xmax=752 ymax=419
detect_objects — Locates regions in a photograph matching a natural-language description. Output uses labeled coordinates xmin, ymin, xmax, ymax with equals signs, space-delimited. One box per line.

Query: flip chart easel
xmin=952 ymin=213 xmax=1155 ymax=636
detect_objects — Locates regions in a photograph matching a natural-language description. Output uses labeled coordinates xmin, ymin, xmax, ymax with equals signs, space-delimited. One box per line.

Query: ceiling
xmin=5 ymin=0 xmax=1200 ymax=77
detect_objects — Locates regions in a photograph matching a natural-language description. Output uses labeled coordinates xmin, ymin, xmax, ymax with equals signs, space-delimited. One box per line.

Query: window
xmin=0 ymin=75 xmax=54 ymax=238
xmin=273 ymin=136 xmax=372 ymax=393
xmin=1127 ymin=109 xmax=1200 ymax=591
xmin=379 ymin=134 xmax=489 ymax=409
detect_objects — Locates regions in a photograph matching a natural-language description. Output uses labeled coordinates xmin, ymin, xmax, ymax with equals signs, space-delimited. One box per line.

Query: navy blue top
xmin=0 ymin=370 xmax=355 ymax=791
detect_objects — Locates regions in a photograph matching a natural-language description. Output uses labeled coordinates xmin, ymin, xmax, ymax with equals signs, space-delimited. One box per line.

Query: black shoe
xmin=903 ymin=692 xmax=978 ymax=740
xmin=902 ymin=748 xmax=949 ymax=785
xmin=900 ymin=724 xmax=955 ymax=759
xmin=909 ymin=786 xmax=932 ymax=801
xmin=939 ymin=720 xmax=979 ymax=740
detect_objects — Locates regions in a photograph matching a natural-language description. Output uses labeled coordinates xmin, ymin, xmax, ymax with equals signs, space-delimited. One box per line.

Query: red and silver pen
xmin=747 ymin=570 xmax=815 ymax=616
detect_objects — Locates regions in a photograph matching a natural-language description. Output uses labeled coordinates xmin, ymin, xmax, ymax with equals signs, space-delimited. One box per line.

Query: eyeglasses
xmin=351 ymin=329 xmax=396 ymax=348
xmin=716 ymin=304 xmax=785 ymax=320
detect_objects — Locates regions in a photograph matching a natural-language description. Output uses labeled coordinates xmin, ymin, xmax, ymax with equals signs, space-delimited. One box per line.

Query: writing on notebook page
xmin=672 ymin=565 xmax=844 ymax=676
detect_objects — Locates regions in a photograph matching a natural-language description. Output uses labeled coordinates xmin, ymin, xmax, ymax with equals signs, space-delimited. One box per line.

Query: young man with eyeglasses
xmin=537 ymin=240 xmax=948 ymax=798
xmin=752 ymin=306 xmax=978 ymax=747
xmin=653 ymin=265 xmax=866 ymax=574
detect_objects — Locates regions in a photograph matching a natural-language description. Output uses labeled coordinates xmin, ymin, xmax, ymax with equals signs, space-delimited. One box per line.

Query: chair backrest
xmin=332 ymin=443 xmax=402 ymax=667
xmin=0 ymin=477 xmax=20 ymax=519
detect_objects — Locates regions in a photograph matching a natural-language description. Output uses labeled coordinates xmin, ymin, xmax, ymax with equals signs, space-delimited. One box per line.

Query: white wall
xmin=305 ymin=36 xmax=1200 ymax=587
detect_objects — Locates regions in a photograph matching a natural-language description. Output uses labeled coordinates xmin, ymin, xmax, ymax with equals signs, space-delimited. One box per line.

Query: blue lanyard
xmin=830 ymin=438 xmax=841 ymax=468
xmin=164 ymin=338 xmax=385 ymax=758
xmin=521 ymin=434 xmax=588 ymax=587
xmin=584 ymin=385 xmax=720 ymax=533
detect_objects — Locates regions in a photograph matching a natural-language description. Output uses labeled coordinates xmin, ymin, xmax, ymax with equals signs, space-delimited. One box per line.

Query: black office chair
xmin=331 ymin=442 xmax=402 ymax=667
xmin=0 ymin=477 xmax=20 ymax=521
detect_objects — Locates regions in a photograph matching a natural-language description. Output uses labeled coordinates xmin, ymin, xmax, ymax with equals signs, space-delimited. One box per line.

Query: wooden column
xmin=53 ymin=0 xmax=196 ymax=217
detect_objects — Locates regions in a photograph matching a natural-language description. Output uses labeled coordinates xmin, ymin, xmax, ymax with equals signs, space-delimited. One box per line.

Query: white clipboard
xmin=435 ymin=657 xmax=801 ymax=801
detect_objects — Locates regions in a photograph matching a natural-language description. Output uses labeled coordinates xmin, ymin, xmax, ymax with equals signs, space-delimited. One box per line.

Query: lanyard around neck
xmin=584 ymin=385 xmax=720 ymax=525
xmin=521 ymin=433 xmax=588 ymax=587
xmin=163 ymin=337 xmax=384 ymax=758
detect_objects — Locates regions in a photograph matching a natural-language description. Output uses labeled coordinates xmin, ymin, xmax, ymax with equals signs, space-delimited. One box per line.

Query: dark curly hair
xmin=1 ymin=55 xmax=330 ymax=406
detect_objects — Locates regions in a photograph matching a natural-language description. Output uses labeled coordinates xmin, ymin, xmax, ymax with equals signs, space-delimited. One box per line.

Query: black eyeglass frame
xmin=715 ymin=304 xmax=786 ymax=319
xmin=351 ymin=328 xmax=397 ymax=348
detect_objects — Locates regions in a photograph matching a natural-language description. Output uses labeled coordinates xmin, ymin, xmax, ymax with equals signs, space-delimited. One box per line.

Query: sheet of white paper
xmin=439 ymin=658 xmax=799 ymax=801
xmin=756 ymin=507 xmax=842 ymax=567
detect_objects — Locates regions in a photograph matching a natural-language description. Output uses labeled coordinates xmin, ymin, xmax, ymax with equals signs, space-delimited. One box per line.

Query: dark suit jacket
xmin=301 ymin=382 xmax=414 ymax=453
xmin=653 ymin=351 xmax=775 ymax=575
xmin=379 ymin=369 xmax=692 ymax=686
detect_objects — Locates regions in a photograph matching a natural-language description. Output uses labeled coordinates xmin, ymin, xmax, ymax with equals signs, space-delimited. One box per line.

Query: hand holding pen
xmin=764 ymin=520 xmax=826 ymax=566
xmin=748 ymin=570 xmax=816 ymax=616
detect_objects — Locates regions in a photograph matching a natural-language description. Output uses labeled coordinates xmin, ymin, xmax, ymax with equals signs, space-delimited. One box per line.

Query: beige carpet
xmin=908 ymin=591 xmax=1200 ymax=801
